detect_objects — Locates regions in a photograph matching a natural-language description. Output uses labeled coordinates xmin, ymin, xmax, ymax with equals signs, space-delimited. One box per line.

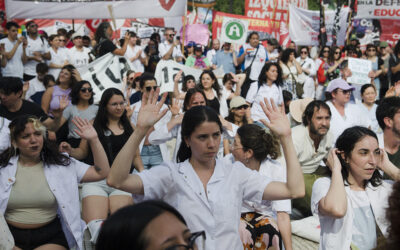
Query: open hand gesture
xmin=174 ymin=70 xmax=183 ymax=83
xmin=52 ymin=95 xmax=69 ymax=118
xmin=136 ymin=88 xmax=168 ymax=130
xmin=260 ymin=98 xmax=291 ymax=137
xmin=72 ymin=117 xmax=98 ymax=141
xmin=169 ymin=98 xmax=182 ymax=116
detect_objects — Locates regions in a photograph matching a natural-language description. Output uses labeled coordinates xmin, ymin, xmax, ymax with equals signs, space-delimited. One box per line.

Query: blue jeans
xmin=141 ymin=145 xmax=163 ymax=169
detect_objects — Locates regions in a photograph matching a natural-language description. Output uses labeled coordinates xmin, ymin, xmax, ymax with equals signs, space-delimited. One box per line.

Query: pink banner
xmin=180 ymin=24 xmax=210 ymax=46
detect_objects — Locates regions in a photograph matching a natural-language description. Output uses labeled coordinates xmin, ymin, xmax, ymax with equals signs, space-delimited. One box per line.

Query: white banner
xmin=5 ymin=0 xmax=187 ymax=19
xmin=355 ymin=1 xmax=400 ymax=20
xmin=79 ymin=53 xmax=130 ymax=103
xmin=154 ymin=60 xmax=224 ymax=94
xmin=220 ymin=17 xmax=249 ymax=45
xmin=347 ymin=58 xmax=372 ymax=85
xmin=289 ymin=5 xmax=349 ymax=46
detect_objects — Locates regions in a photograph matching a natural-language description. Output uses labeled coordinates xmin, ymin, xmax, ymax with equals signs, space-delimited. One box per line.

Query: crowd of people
xmin=0 ymin=19 xmax=400 ymax=250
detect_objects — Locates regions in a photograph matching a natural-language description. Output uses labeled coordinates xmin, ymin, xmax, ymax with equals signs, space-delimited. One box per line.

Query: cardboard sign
xmin=347 ymin=58 xmax=372 ymax=85
xmin=220 ymin=17 xmax=249 ymax=45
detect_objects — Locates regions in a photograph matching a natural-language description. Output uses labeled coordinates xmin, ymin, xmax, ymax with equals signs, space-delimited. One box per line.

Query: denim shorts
xmin=141 ymin=145 xmax=163 ymax=169
xmin=8 ymin=217 xmax=69 ymax=249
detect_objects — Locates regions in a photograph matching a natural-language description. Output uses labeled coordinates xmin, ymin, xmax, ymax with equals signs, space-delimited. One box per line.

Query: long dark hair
xmin=280 ymin=48 xmax=296 ymax=64
xmin=70 ymin=80 xmax=94 ymax=105
xmin=334 ymin=126 xmax=382 ymax=187
xmin=237 ymin=124 xmax=281 ymax=161
xmin=95 ymin=22 xmax=111 ymax=43
xmin=198 ymin=70 xmax=221 ymax=99
xmin=225 ymin=110 xmax=249 ymax=126
xmin=56 ymin=64 xmax=79 ymax=89
xmin=93 ymin=88 xmax=133 ymax=139
xmin=183 ymin=87 xmax=207 ymax=112
xmin=96 ymin=200 xmax=187 ymax=250
xmin=258 ymin=62 xmax=283 ymax=87
xmin=0 ymin=115 xmax=70 ymax=168
xmin=177 ymin=106 xmax=222 ymax=162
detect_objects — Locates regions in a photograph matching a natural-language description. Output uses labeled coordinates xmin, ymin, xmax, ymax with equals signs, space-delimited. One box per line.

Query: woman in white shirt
xmin=47 ymin=35 xmax=69 ymax=79
xmin=296 ymin=46 xmax=316 ymax=98
xmin=124 ymin=31 xmax=145 ymax=73
xmin=107 ymin=89 xmax=305 ymax=250
xmin=246 ymin=62 xmax=284 ymax=125
xmin=358 ymin=84 xmax=380 ymax=134
xmin=311 ymin=126 xmax=399 ymax=250
xmin=230 ymin=124 xmax=292 ymax=250
xmin=0 ymin=115 xmax=109 ymax=250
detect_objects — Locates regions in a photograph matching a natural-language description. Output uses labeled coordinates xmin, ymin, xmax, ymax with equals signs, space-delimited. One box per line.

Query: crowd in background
xmin=0 ymin=19 xmax=400 ymax=250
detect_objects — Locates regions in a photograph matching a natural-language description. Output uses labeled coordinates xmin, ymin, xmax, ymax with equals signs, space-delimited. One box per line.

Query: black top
xmin=0 ymin=100 xmax=48 ymax=122
xmin=98 ymin=39 xmax=117 ymax=58
xmin=207 ymin=97 xmax=220 ymax=115
xmin=389 ymin=55 xmax=400 ymax=85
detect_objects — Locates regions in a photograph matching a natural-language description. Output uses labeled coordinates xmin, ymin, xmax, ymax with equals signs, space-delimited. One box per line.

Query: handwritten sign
xmin=347 ymin=58 xmax=372 ymax=85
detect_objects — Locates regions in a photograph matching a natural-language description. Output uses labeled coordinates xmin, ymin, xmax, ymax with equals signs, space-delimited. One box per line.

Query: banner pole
xmin=107 ymin=5 xmax=117 ymax=30
xmin=182 ymin=3 xmax=187 ymax=55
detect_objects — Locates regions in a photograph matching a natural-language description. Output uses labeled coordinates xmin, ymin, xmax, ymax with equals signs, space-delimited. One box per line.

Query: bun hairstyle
xmin=237 ymin=124 xmax=281 ymax=161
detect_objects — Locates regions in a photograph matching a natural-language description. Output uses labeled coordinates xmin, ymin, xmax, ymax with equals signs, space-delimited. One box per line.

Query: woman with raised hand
xmin=59 ymin=88 xmax=143 ymax=242
xmin=229 ymin=124 xmax=292 ymax=250
xmin=107 ymin=88 xmax=305 ymax=250
xmin=0 ymin=115 xmax=109 ymax=250
xmin=311 ymin=126 xmax=399 ymax=250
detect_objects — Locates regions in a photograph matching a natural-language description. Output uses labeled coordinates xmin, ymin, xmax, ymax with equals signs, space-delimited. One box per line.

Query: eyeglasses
xmin=109 ymin=101 xmax=127 ymax=108
xmin=301 ymin=51 xmax=308 ymax=54
xmin=59 ymin=40 xmax=66 ymax=42
xmin=145 ymin=86 xmax=158 ymax=92
xmin=234 ymin=104 xmax=249 ymax=110
xmin=80 ymin=87 xmax=93 ymax=93
xmin=367 ymin=49 xmax=376 ymax=52
xmin=164 ymin=231 xmax=206 ymax=250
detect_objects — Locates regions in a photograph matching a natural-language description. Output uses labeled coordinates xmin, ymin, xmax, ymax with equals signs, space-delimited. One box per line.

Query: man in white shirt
xmin=0 ymin=22 xmax=27 ymax=80
xmin=291 ymin=100 xmax=334 ymax=217
xmin=23 ymin=21 xmax=51 ymax=81
xmin=206 ymin=39 xmax=220 ymax=67
xmin=158 ymin=28 xmax=183 ymax=62
xmin=67 ymin=33 xmax=91 ymax=69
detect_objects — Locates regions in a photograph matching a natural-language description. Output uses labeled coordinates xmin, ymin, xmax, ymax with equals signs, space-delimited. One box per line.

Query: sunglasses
xmin=167 ymin=34 xmax=175 ymax=37
xmin=29 ymin=24 xmax=38 ymax=28
xmin=145 ymin=86 xmax=157 ymax=92
xmin=323 ymin=50 xmax=329 ymax=53
xmin=338 ymin=89 xmax=352 ymax=94
xmin=301 ymin=51 xmax=308 ymax=54
xmin=80 ymin=87 xmax=93 ymax=93
xmin=59 ymin=40 xmax=66 ymax=42
xmin=335 ymin=51 xmax=341 ymax=54
xmin=234 ymin=104 xmax=249 ymax=110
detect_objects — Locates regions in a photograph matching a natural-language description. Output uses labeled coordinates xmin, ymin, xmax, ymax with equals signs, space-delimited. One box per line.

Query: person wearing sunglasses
xmin=53 ymin=80 xmax=98 ymax=147
xmin=23 ymin=21 xmax=51 ymax=82
xmin=365 ymin=43 xmax=384 ymax=98
xmin=325 ymin=78 xmax=369 ymax=142
xmin=67 ymin=33 xmax=91 ymax=69
xmin=159 ymin=27 xmax=183 ymax=62
xmin=96 ymin=200 xmax=206 ymax=250
xmin=47 ymin=34 xmax=69 ymax=79
xmin=296 ymin=46 xmax=316 ymax=98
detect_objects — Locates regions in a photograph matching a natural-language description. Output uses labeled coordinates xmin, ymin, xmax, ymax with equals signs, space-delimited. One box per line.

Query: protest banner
xmin=212 ymin=11 xmax=274 ymax=42
xmin=355 ymin=0 xmax=400 ymax=20
xmin=289 ymin=5 xmax=349 ymax=46
xmin=351 ymin=18 xmax=400 ymax=47
xmin=179 ymin=24 xmax=210 ymax=46
xmin=245 ymin=0 xmax=307 ymax=23
xmin=79 ymin=53 xmax=130 ymax=103
xmin=5 ymin=0 xmax=186 ymax=19
xmin=347 ymin=58 xmax=372 ymax=85
xmin=220 ymin=17 xmax=249 ymax=45
xmin=154 ymin=60 xmax=224 ymax=94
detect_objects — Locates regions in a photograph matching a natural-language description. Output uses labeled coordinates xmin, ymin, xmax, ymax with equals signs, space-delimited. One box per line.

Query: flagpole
xmin=182 ymin=2 xmax=187 ymax=55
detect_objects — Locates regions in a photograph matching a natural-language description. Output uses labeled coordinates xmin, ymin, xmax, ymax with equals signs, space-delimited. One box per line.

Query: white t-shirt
xmin=1 ymin=37 xmax=24 ymax=78
xmin=124 ymin=45 xmax=145 ymax=73
xmin=206 ymin=49 xmax=217 ymax=65
xmin=48 ymin=47 xmax=69 ymax=79
xmin=158 ymin=41 xmax=183 ymax=60
xmin=25 ymin=76 xmax=45 ymax=102
xmin=246 ymin=82 xmax=283 ymax=122
xmin=67 ymin=46 xmax=91 ymax=69
xmin=24 ymin=36 xmax=49 ymax=76
xmin=239 ymin=44 xmax=268 ymax=81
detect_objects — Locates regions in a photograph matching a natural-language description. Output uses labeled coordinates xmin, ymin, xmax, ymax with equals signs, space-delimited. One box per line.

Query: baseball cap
xmin=229 ymin=96 xmax=247 ymax=110
xmin=194 ymin=44 xmax=202 ymax=51
xmin=71 ymin=33 xmax=82 ymax=39
xmin=326 ymin=78 xmax=355 ymax=93
xmin=187 ymin=41 xmax=196 ymax=47
xmin=380 ymin=41 xmax=388 ymax=48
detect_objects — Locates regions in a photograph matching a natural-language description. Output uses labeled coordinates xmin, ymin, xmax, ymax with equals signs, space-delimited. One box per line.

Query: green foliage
xmin=213 ymin=0 xmax=245 ymax=15
xmin=308 ymin=0 xmax=321 ymax=11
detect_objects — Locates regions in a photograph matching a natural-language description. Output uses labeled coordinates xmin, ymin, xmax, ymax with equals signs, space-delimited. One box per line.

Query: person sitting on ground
xmin=1 ymin=115 xmax=110 ymax=250
xmin=228 ymin=124 xmax=292 ymax=250
xmin=291 ymin=100 xmax=334 ymax=217
xmin=311 ymin=126 xmax=399 ymax=250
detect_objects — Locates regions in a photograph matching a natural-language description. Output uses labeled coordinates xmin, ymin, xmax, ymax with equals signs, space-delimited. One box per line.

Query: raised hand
xmin=59 ymin=141 xmax=72 ymax=154
xmin=52 ymin=95 xmax=69 ymax=118
xmin=260 ymin=98 xmax=291 ymax=137
xmin=168 ymin=98 xmax=182 ymax=116
xmin=174 ymin=70 xmax=183 ymax=83
xmin=72 ymin=117 xmax=98 ymax=141
xmin=326 ymin=148 xmax=342 ymax=173
xmin=136 ymin=88 xmax=168 ymax=130
xmin=72 ymin=69 xmax=82 ymax=81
